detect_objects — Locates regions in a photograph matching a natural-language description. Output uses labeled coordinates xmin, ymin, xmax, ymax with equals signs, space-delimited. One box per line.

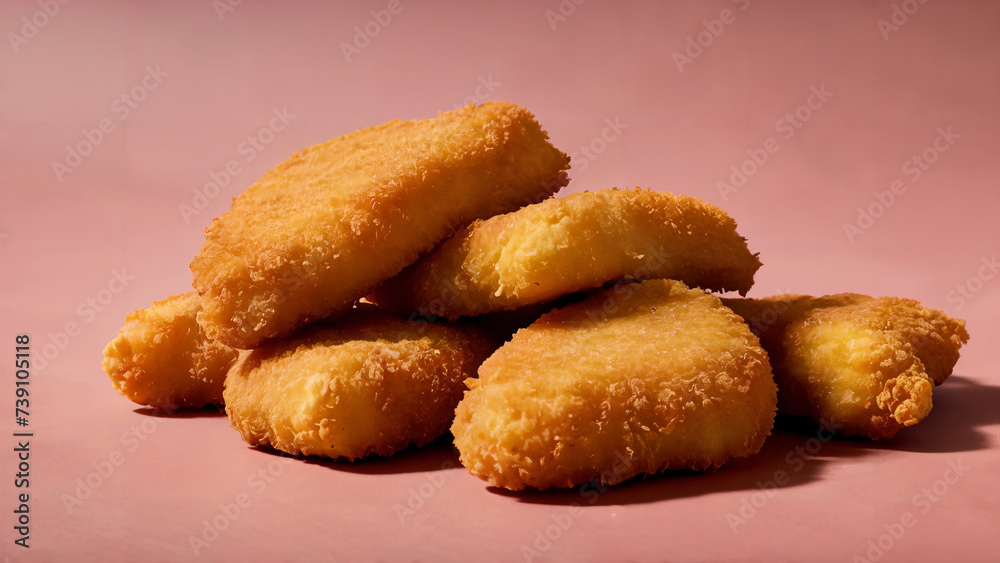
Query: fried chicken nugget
xmin=223 ymin=305 xmax=498 ymax=460
xmin=452 ymin=279 xmax=777 ymax=491
xmin=102 ymin=292 xmax=237 ymax=410
xmin=370 ymin=188 xmax=761 ymax=321
xmin=724 ymin=294 xmax=969 ymax=439
xmin=192 ymin=102 xmax=569 ymax=349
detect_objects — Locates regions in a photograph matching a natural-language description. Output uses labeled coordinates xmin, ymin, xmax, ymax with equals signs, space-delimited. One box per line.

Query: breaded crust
xmin=223 ymin=305 xmax=498 ymax=461
xmin=102 ymin=291 xmax=237 ymax=410
xmin=724 ymin=294 xmax=969 ymax=439
xmin=192 ymin=101 xmax=569 ymax=349
xmin=452 ymin=279 xmax=777 ymax=491
xmin=370 ymin=188 xmax=761 ymax=320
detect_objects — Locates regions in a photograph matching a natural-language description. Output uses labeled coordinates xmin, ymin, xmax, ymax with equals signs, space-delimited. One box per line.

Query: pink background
xmin=2 ymin=0 xmax=998 ymax=561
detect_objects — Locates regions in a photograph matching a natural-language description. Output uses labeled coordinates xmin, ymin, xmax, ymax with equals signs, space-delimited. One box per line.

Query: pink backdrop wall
xmin=1 ymin=1 xmax=997 ymax=562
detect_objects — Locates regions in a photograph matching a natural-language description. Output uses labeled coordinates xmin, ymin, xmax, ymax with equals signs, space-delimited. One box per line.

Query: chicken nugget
xmin=223 ymin=305 xmax=498 ymax=460
xmin=102 ymin=291 xmax=237 ymax=410
xmin=192 ymin=101 xmax=569 ymax=349
xmin=452 ymin=279 xmax=777 ymax=491
xmin=370 ymin=188 xmax=761 ymax=320
xmin=724 ymin=294 xmax=969 ymax=439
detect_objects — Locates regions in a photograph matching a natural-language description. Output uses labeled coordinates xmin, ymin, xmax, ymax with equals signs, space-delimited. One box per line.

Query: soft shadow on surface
xmin=133 ymin=376 xmax=998 ymax=494
xmin=487 ymin=375 xmax=999 ymax=506
xmin=132 ymin=404 xmax=227 ymax=418
xmin=854 ymin=375 xmax=1000 ymax=454
xmin=294 ymin=434 xmax=462 ymax=475
xmin=488 ymin=426 xmax=871 ymax=507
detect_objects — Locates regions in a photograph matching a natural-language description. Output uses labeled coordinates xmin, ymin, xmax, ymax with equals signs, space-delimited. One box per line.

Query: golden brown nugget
xmin=466 ymin=293 xmax=588 ymax=343
xmin=224 ymin=305 xmax=498 ymax=460
xmin=724 ymin=294 xmax=969 ymax=440
xmin=192 ymin=102 xmax=569 ymax=349
xmin=370 ymin=188 xmax=761 ymax=320
xmin=102 ymin=292 xmax=237 ymax=410
xmin=452 ymin=279 xmax=777 ymax=491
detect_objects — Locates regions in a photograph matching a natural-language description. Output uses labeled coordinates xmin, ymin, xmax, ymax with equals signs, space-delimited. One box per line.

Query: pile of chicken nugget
xmin=103 ymin=102 xmax=969 ymax=491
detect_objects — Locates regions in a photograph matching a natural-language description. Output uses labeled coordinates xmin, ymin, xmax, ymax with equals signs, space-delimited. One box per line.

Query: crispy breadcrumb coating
xmin=452 ymin=279 xmax=777 ymax=491
xmin=223 ymin=305 xmax=498 ymax=461
xmin=370 ymin=188 xmax=761 ymax=320
xmin=102 ymin=292 xmax=237 ymax=410
xmin=192 ymin=101 xmax=569 ymax=349
xmin=724 ymin=294 xmax=969 ymax=439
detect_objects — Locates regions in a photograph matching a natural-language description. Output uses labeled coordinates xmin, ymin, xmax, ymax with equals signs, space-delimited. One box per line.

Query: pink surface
xmin=1 ymin=0 xmax=998 ymax=561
